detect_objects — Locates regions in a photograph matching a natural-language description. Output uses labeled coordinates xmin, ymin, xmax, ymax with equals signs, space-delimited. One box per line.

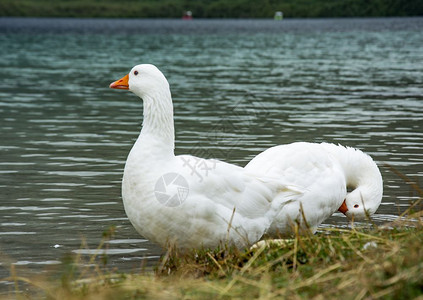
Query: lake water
xmin=0 ymin=17 xmax=422 ymax=291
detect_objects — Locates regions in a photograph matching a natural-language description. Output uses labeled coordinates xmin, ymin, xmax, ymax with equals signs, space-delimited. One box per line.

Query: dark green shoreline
xmin=1 ymin=0 xmax=422 ymax=18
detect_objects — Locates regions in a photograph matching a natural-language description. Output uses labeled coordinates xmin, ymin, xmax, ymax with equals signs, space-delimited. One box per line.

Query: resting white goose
xmin=109 ymin=64 xmax=383 ymax=250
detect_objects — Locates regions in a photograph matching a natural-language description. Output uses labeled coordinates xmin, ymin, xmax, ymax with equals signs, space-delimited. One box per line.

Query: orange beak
xmin=109 ymin=74 xmax=129 ymax=90
xmin=338 ymin=200 xmax=348 ymax=215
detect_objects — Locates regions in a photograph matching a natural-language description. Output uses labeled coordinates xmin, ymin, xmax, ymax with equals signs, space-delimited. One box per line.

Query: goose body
xmin=110 ymin=64 xmax=383 ymax=250
xmin=246 ymin=142 xmax=383 ymax=235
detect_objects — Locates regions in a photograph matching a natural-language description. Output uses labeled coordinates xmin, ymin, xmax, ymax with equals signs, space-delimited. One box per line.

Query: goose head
xmin=338 ymin=188 xmax=382 ymax=221
xmin=109 ymin=64 xmax=170 ymax=99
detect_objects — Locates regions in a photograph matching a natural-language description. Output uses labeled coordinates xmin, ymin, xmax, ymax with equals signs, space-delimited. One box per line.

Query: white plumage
xmin=109 ymin=64 xmax=383 ymax=250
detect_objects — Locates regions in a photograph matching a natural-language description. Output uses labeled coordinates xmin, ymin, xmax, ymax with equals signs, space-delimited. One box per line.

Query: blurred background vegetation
xmin=1 ymin=0 xmax=423 ymax=18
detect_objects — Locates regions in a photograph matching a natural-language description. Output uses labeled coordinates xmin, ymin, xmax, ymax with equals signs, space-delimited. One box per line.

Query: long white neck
xmin=323 ymin=143 xmax=383 ymax=202
xmin=138 ymin=88 xmax=175 ymax=157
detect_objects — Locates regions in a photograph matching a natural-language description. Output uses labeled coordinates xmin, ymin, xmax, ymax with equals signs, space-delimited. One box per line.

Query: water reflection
xmin=0 ymin=17 xmax=422 ymax=290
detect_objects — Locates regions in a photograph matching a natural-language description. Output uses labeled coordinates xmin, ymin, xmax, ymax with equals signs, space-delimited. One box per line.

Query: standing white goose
xmin=109 ymin=64 xmax=383 ymax=250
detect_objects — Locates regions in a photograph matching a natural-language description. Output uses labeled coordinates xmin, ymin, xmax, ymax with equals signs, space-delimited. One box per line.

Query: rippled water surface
xmin=1 ymin=17 xmax=422 ymax=290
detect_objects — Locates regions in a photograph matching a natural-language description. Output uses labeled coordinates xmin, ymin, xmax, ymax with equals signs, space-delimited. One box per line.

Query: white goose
xmin=109 ymin=64 xmax=383 ymax=250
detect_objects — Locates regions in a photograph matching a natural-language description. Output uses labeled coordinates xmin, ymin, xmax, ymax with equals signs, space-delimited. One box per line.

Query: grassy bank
xmin=1 ymin=0 xmax=423 ymax=18
xmin=4 ymin=216 xmax=422 ymax=299
xmin=3 ymin=171 xmax=422 ymax=299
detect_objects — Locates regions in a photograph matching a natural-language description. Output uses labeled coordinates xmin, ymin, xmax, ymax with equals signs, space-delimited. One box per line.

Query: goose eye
xmin=354 ymin=204 xmax=359 ymax=208
xmin=134 ymin=71 xmax=139 ymax=76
